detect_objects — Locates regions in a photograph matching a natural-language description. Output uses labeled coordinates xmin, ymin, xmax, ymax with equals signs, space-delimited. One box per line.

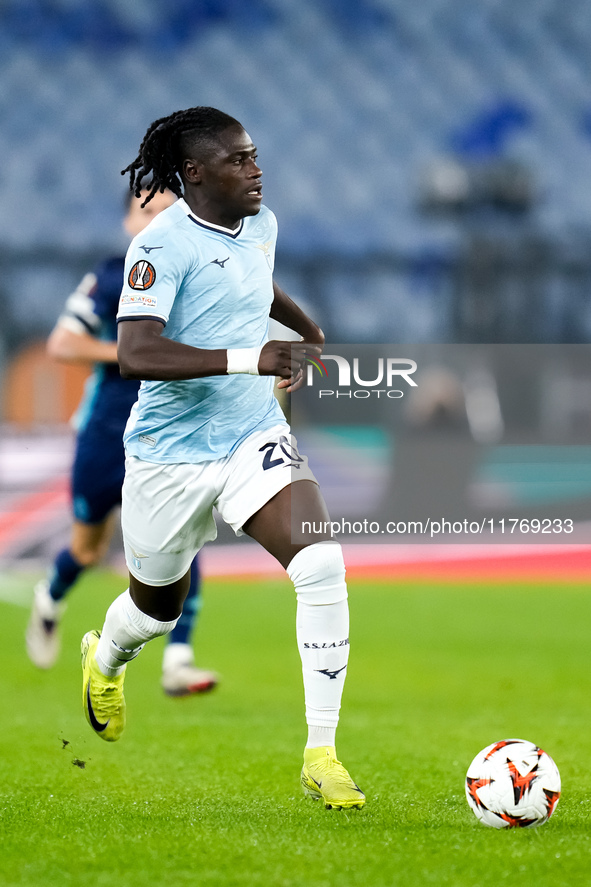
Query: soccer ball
xmin=465 ymin=738 xmax=561 ymax=828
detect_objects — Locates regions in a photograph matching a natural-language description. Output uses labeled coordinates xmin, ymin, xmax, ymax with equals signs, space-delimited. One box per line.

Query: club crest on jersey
xmin=256 ymin=240 xmax=273 ymax=270
xmin=128 ymin=260 xmax=156 ymax=290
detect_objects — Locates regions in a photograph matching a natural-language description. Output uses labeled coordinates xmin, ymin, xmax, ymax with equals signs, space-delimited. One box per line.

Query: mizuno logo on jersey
xmin=139 ymin=245 xmax=163 ymax=254
xmin=128 ymin=261 xmax=156 ymax=290
xmin=210 ymin=257 xmax=230 ymax=268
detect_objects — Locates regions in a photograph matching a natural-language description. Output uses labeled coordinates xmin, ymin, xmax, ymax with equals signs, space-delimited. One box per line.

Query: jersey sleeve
xmin=117 ymin=228 xmax=194 ymax=325
xmin=56 ymin=272 xmax=101 ymax=336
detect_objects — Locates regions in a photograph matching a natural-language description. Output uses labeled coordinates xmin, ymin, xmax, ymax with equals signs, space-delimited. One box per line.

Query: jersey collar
xmin=178 ymin=198 xmax=244 ymax=239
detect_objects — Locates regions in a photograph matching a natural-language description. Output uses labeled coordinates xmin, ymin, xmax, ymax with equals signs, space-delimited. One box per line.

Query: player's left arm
xmin=270 ymin=281 xmax=324 ymax=345
xmin=270 ymin=281 xmax=324 ymax=392
xmin=47 ymin=264 xmax=120 ymax=366
xmin=47 ymin=325 xmax=118 ymax=366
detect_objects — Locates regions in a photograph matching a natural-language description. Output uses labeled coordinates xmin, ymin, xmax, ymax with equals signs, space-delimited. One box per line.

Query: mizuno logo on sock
xmin=86 ymin=681 xmax=109 ymax=732
xmin=315 ymin=665 xmax=347 ymax=680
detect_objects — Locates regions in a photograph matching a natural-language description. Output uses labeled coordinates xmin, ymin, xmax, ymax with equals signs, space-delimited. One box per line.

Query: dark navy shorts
xmin=71 ymin=427 xmax=126 ymax=524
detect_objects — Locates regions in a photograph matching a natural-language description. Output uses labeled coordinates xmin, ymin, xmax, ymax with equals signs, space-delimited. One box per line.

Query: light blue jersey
xmin=117 ymin=198 xmax=285 ymax=463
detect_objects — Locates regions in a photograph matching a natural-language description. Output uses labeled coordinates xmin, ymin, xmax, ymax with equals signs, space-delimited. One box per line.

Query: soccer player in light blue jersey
xmin=80 ymin=107 xmax=365 ymax=810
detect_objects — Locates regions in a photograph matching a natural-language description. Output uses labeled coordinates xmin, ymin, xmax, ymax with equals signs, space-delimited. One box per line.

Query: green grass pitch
xmin=1 ymin=567 xmax=591 ymax=886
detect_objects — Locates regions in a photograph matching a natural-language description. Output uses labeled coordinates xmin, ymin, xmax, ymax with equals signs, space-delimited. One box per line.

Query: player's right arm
xmin=118 ymin=222 xmax=319 ymax=383
xmin=117 ymin=319 xmax=316 ymax=382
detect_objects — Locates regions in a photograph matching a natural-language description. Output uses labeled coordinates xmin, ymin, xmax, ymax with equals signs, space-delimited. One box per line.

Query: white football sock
xmin=162 ymin=642 xmax=194 ymax=672
xmin=95 ymin=590 xmax=178 ymax=677
xmin=306 ymin=725 xmax=338 ymax=749
xmin=287 ymin=542 xmax=350 ymax=748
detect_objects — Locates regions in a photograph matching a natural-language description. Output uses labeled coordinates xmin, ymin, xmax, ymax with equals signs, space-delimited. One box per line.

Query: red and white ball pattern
xmin=465 ymin=738 xmax=560 ymax=828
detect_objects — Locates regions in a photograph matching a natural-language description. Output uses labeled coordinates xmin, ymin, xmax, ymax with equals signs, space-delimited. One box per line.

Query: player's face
xmin=188 ymin=125 xmax=263 ymax=228
xmin=123 ymin=189 xmax=177 ymax=238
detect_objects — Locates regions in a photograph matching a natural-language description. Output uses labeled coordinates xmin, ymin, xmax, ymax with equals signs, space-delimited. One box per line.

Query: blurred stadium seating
xmin=2 ymin=0 xmax=591 ymax=351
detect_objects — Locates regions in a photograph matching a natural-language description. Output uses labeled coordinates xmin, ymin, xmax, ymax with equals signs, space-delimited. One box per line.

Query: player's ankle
xmin=306 ymin=725 xmax=337 ymax=748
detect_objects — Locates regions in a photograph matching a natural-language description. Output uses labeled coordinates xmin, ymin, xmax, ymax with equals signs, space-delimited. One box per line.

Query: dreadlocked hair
xmin=121 ymin=107 xmax=242 ymax=207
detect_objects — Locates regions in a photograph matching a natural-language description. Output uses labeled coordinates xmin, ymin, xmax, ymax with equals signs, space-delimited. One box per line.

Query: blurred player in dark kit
xmin=27 ymin=188 xmax=218 ymax=697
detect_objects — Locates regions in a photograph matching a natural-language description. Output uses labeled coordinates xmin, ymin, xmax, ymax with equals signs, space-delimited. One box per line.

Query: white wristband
xmin=226 ymin=346 xmax=262 ymax=375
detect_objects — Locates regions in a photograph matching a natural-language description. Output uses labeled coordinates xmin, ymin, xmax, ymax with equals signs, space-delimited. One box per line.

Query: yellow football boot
xmin=301 ymin=746 xmax=365 ymax=810
xmin=81 ymin=630 xmax=126 ymax=742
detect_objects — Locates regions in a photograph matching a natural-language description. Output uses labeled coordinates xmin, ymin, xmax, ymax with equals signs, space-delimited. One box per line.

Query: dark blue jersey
xmin=61 ymin=256 xmax=139 ymax=437
xmin=57 ymin=256 xmax=138 ymax=523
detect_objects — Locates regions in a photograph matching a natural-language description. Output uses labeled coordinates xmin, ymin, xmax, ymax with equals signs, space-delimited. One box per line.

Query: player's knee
xmin=287 ymin=541 xmax=347 ymax=605
xmin=71 ymin=524 xmax=112 ymax=566
xmin=72 ymin=545 xmax=104 ymax=567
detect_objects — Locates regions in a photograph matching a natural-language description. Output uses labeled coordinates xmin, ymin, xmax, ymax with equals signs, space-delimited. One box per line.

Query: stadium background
xmin=2 ymin=4 xmax=591 ymax=885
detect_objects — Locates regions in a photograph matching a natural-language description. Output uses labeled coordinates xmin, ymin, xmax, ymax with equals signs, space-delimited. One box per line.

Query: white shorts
xmin=121 ymin=423 xmax=317 ymax=586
